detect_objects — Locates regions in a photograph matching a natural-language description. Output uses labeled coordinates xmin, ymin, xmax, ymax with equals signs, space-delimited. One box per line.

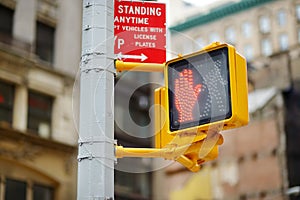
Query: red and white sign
xmin=114 ymin=0 xmax=166 ymax=63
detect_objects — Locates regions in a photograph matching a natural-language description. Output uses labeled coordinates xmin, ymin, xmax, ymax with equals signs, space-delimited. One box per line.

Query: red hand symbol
xmin=174 ymin=69 xmax=202 ymax=123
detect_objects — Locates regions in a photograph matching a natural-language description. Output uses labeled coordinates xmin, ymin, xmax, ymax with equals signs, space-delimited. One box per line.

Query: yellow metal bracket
xmin=115 ymin=60 xmax=165 ymax=72
xmin=115 ymin=145 xmax=201 ymax=172
xmin=115 ymin=134 xmax=223 ymax=172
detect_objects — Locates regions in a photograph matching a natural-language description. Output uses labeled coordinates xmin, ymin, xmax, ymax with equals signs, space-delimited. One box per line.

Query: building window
xmin=277 ymin=9 xmax=287 ymax=27
xmin=244 ymin=44 xmax=254 ymax=61
xmin=5 ymin=178 xmax=26 ymax=200
xmin=296 ymin=5 xmax=300 ymax=21
xmin=0 ymin=81 xmax=14 ymax=125
xmin=225 ymin=26 xmax=236 ymax=44
xmin=209 ymin=32 xmax=220 ymax=43
xmin=28 ymin=91 xmax=53 ymax=138
xmin=2 ymin=178 xmax=55 ymax=200
xmin=33 ymin=184 xmax=54 ymax=200
xmin=259 ymin=15 xmax=271 ymax=34
xmin=115 ymin=170 xmax=151 ymax=199
xmin=261 ymin=38 xmax=272 ymax=56
xmin=36 ymin=21 xmax=55 ymax=64
xmin=279 ymin=33 xmax=288 ymax=51
xmin=242 ymin=21 xmax=252 ymax=38
xmin=0 ymin=4 xmax=14 ymax=44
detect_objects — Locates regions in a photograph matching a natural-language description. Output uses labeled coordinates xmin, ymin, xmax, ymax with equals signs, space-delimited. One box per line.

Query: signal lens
xmin=168 ymin=47 xmax=232 ymax=131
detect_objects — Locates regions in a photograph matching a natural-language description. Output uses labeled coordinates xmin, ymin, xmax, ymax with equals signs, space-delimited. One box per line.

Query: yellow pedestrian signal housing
xmin=155 ymin=42 xmax=248 ymax=148
xmin=114 ymin=42 xmax=249 ymax=173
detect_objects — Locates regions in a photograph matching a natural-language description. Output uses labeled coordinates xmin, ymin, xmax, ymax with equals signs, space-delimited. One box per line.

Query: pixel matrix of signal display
xmin=168 ymin=47 xmax=232 ymax=131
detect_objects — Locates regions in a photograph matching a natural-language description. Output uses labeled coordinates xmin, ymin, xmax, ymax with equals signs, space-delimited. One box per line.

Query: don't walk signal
xmin=164 ymin=43 xmax=248 ymax=135
xmin=154 ymin=43 xmax=248 ymax=170
xmin=115 ymin=42 xmax=249 ymax=172
xmin=167 ymin=46 xmax=232 ymax=132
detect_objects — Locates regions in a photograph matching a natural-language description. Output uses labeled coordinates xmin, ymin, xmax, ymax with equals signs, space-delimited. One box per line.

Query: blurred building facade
xmin=0 ymin=0 xmax=81 ymax=199
xmin=162 ymin=0 xmax=300 ymax=199
xmin=167 ymin=0 xmax=240 ymax=26
xmin=0 ymin=0 xmax=158 ymax=200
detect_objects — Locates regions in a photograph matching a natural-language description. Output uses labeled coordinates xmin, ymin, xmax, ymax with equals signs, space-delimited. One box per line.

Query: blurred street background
xmin=0 ymin=0 xmax=300 ymax=199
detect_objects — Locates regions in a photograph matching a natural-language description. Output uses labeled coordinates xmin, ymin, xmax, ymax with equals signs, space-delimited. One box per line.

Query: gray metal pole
xmin=78 ymin=0 xmax=115 ymax=199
